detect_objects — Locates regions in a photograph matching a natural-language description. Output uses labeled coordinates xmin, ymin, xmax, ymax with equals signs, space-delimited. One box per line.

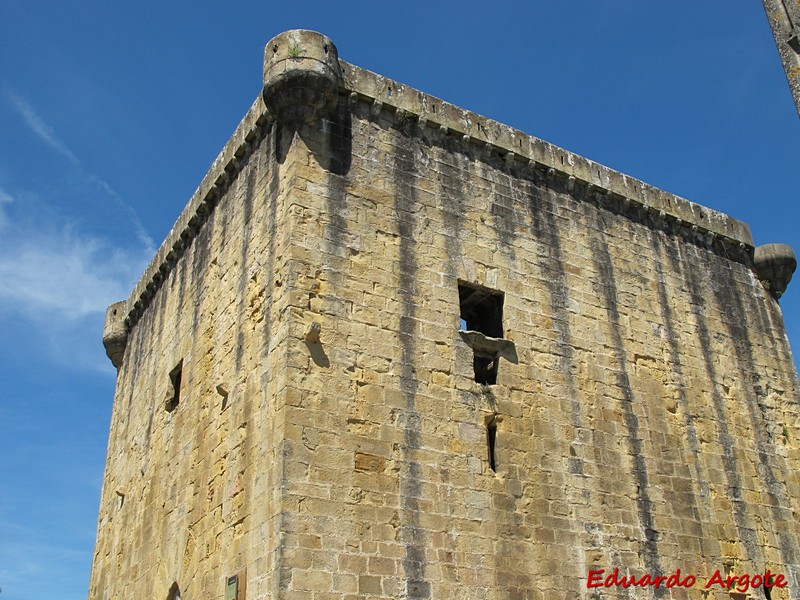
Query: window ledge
xmin=458 ymin=330 xmax=518 ymax=363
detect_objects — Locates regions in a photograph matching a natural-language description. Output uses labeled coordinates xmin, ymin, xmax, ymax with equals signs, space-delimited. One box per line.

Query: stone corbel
xmin=458 ymin=330 xmax=518 ymax=363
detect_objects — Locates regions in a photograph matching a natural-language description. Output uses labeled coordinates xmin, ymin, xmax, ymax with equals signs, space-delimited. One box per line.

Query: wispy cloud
xmin=0 ymin=187 xmax=11 ymax=229
xmin=0 ymin=89 xmax=159 ymax=371
xmin=0 ymin=535 xmax=88 ymax=592
xmin=8 ymin=91 xmax=81 ymax=167
xmin=0 ymin=184 xmax=150 ymax=371
xmin=87 ymin=173 xmax=156 ymax=251
xmin=0 ymin=226 xmax=142 ymax=321
xmin=6 ymin=89 xmax=156 ymax=252
xmin=0 ymin=88 xmax=159 ymax=375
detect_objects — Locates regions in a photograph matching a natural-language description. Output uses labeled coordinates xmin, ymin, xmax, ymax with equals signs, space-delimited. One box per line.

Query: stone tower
xmin=90 ymin=30 xmax=800 ymax=599
xmin=761 ymin=0 xmax=800 ymax=115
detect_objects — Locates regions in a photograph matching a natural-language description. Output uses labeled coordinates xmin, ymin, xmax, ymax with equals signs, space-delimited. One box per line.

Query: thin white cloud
xmin=1 ymin=89 xmax=158 ymax=372
xmin=0 ymin=189 xmax=150 ymax=372
xmin=6 ymin=89 xmax=156 ymax=253
xmin=0 ymin=230 xmax=140 ymax=321
xmin=87 ymin=172 xmax=156 ymax=251
xmin=0 ymin=187 xmax=11 ymax=230
xmin=0 ymin=536 xmax=87 ymax=583
xmin=8 ymin=91 xmax=80 ymax=166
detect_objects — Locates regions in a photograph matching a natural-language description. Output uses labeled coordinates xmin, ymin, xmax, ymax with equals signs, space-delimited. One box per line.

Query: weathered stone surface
xmin=102 ymin=300 xmax=128 ymax=368
xmin=761 ymin=0 xmax=800 ymax=116
xmin=89 ymin=30 xmax=800 ymax=600
xmin=263 ymin=30 xmax=341 ymax=125
xmin=755 ymin=242 xmax=797 ymax=298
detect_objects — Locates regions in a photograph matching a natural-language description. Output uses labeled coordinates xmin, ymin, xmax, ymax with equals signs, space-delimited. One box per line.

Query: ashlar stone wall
xmin=90 ymin=106 xmax=297 ymax=598
xmin=90 ymin=30 xmax=800 ymax=600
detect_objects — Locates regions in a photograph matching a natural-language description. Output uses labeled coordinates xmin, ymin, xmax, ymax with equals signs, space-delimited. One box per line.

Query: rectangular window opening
xmin=789 ymin=33 xmax=800 ymax=54
xmin=166 ymin=360 xmax=183 ymax=412
xmin=459 ymin=281 xmax=504 ymax=383
xmin=458 ymin=281 xmax=504 ymax=338
xmin=487 ymin=417 xmax=498 ymax=472
xmin=473 ymin=352 xmax=498 ymax=385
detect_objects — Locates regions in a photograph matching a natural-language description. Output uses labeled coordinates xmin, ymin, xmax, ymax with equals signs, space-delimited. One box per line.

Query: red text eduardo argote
xmin=587 ymin=568 xmax=788 ymax=593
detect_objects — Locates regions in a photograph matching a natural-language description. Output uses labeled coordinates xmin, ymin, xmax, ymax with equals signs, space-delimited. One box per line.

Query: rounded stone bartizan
xmin=754 ymin=243 xmax=797 ymax=299
xmin=103 ymin=300 xmax=128 ymax=368
xmin=263 ymin=30 xmax=341 ymax=125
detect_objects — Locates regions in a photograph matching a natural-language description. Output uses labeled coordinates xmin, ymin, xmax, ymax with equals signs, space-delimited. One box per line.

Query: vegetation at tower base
xmin=91 ymin=30 xmax=800 ymax=599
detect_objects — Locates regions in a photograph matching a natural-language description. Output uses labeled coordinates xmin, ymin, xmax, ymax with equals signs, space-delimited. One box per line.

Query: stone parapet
xmin=119 ymin=95 xmax=271 ymax=335
xmin=339 ymin=59 xmax=754 ymax=249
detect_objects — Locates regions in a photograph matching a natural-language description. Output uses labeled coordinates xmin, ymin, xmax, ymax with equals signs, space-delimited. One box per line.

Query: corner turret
xmin=102 ymin=300 xmax=128 ymax=369
xmin=262 ymin=30 xmax=341 ymax=125
xmin=754 ymin=243 xmax=797 ymax=299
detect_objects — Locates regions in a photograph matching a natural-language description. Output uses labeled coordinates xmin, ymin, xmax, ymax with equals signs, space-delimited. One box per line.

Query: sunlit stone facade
xmin=90 ymin=30 xmax=800 ymax=599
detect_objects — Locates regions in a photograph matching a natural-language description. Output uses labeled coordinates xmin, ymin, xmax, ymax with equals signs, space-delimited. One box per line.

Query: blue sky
xmin=1 ymin=2 xmax=798 ymax=598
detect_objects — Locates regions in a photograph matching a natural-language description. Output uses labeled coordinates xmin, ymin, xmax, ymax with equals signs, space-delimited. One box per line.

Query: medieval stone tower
xmin=90 ymin=30 xmax=800 ymax=599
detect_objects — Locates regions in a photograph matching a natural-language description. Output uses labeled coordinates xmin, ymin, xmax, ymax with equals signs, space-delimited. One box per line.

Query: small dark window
xmin=458 ymin=282 xmax=504 ymax=337
xmin=459 ymin=282 xmax=504 ymax=383
xmin=166 ymin=361 xmax=183 ymax=412
xmin=167 ymin=583 xmax=181 ymax=600
xmin=473 ymin=352 xmax=498 ymax=385
xmin=487 ymin=417 xmax=498 ymax=472
xmin=217 ymin=384 xmax=229 ymax=412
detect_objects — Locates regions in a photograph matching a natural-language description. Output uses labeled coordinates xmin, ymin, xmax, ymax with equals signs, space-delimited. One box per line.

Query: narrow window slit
xmin=217 ymin=384 xmax=229 ymax=412
xmin=166 ymin=360 xmax=183 ymax=412
xmin=487 ymin=417 xmax=498 ymax=472
xmin=167 ymin=582 xmax=182 ymax=600
xmin=780 ymin=0 xmax=794 ymax=30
